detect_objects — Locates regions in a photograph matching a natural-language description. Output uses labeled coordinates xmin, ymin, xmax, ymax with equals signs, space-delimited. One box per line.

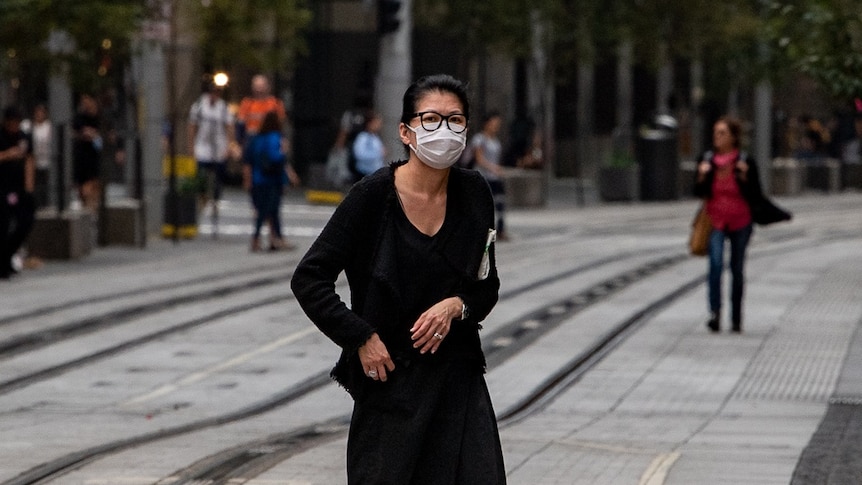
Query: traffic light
xmin=377 ymin=0 xmax=401 ymax=35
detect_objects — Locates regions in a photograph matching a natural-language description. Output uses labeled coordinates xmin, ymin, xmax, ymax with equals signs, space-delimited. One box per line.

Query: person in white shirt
xmin=188 ymin=81 xmax=234 ymax=235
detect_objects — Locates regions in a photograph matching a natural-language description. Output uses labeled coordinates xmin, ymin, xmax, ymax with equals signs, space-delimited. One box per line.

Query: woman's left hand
xmin=410 ymin=297 xmax=461 ymax=354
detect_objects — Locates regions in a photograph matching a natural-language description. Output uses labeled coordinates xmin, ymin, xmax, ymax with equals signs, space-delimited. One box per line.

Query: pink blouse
xmin=706 ymin=150 xmax=752 ymax=231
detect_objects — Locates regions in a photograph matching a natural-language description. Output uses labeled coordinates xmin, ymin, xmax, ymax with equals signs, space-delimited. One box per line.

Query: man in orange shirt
xmin=238 ymin=75 xmax=286 ymax=140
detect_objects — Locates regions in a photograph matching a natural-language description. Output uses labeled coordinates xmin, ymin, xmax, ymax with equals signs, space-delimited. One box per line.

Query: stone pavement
xmin=2 ymin=181 xmax=861 ymax=484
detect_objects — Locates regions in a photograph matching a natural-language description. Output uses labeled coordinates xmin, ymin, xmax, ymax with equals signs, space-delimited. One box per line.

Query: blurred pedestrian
xmin=243 ymin=111 xmax=298 ymax=252
xmin=693 ymin=116 xmax=790 ymax=333
xmin=72 ymin=94 xmax=102 ymax=211
xmin=188 ymin=79 xmax=234 ymax=236
xmin=237 ymin=74 xmax=286 ymax=142
xmin=325 ymin=107 xmax=364 ymax=189
xmin=21 ymin=103 xmax=52 ymax=209
xmin=291 ymin=74 xmax=505 ymax=484
xmin=794 ymin=114 xmax=831 ymax=161
xmin=0 ymin=106 xmax=35 ymax=279
xmin=350 ymin=109 xmax=386 ymax=179
xmin=471 ymin=111 xmax=508 ymax=240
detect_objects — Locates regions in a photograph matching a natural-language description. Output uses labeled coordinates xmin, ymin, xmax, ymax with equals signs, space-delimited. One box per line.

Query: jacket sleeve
xmin=457 ymin=244 xmax=500 ymax=326
xmin=290 ymin=182 xmax=377 ymax=352
xmin=454 ymin=172 xmax=500 ymax=325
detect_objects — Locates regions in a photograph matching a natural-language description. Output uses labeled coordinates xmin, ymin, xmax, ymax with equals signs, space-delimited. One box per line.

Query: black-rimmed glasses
xmin=412 ymin=111 xmax=468 ymax=133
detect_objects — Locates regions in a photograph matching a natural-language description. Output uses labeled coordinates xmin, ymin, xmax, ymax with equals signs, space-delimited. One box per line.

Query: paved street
xmin=1 ymin=181 xmax=861 ymax=484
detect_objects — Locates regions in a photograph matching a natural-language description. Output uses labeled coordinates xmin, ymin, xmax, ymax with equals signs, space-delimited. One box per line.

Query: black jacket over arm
xmin=692 ymin=151 xmax=791 ymax=226
xmin=291 ymin=162 xmax=500 ymax=397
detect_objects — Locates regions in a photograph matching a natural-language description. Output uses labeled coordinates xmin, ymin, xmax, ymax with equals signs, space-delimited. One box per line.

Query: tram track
xmin=3 ymin=225 xmax=844 ymax=485
xmin=0 ymin=261 xmax=290 ymax=328
xmin=0 ymin=267 xmax=295 ymax=360
xmin=0 ymin=244 xmax=663 ymax=398
xmin=143 ymin=234 xmax=838 ymax=484
xmin=2 ymin=250 xmax=693 ymax=485
xmin=0 ymin=291 xmax=291 ymax=396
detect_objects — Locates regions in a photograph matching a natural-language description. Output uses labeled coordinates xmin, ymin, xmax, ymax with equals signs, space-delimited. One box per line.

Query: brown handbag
xmin=689 ymin=205 xmax=712 ymax=256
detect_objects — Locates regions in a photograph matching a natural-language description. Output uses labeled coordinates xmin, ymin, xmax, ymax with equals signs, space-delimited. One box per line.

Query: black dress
xmin=291 ymin=163 xmax=505 ymax=484
xmin=345 ymin=192 xmax=506 ymax=485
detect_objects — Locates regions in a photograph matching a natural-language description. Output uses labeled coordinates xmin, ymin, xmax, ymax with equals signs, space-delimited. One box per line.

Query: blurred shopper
xmin=350 ymin=109 xmax=386 ymax=180
xmin=243 ymin=111 xmax=298 ymax=253
xmin=291 ymin=74 xmax=505 ymax=484
xmin=0 ymin=106 xmax=35 ymax=279
xmin=72 ymin=94 xmax=102 ymax=211
xmin=471 ymin=111 xmax=508 ymax=240
xmin=21 ymin=103 xmax=52 ymax=209
xmin=188 ymin=79 xmax=234 ymax=236
xmin=694 ymin=116 xmax=790 ymax=333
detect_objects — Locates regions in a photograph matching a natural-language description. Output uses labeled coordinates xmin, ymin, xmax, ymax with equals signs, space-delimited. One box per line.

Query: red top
xmin=706 ymin=150 xmax=752 ymax=231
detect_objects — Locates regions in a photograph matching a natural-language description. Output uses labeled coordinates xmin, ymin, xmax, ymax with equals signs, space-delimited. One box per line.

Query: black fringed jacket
xmin=290 ymin=161 xmax=500 ymax=397
xmin=692 ymin=151 xmax=792 ymax=226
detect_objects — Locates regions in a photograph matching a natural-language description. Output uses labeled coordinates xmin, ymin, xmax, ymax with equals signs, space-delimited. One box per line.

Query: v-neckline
xmin=394 ymin=185 xmax=449 ymax=239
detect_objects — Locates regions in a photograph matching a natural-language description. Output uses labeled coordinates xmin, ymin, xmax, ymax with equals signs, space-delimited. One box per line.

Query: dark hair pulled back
xmin=400 ymin=74 xmax=470 ymax=125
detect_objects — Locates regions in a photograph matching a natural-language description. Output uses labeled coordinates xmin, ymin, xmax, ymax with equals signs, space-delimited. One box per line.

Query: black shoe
xmin=731 ymin=321 xmax=742 ymax=333
xmin=707 ymin=313 xmax=720 ymax=333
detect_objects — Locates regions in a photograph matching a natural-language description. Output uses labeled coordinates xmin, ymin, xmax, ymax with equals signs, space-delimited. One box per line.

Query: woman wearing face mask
xmin=292 ymin=74 xmax=505 ymax=484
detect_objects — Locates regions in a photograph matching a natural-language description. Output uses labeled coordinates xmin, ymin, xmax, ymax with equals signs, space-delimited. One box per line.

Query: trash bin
xmin=636 ymin=115 xmax=679 ymax=200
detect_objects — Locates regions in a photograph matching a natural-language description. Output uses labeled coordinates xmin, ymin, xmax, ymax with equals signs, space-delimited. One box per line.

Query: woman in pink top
xmin=693 ymin=117 xmax=760 ymax=333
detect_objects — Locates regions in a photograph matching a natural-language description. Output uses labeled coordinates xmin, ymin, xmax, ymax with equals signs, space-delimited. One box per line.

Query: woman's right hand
xmin=358 ymin=333 xmax=395 ymax=382
xmin=697 ymin=161 xmax=711 ymax=174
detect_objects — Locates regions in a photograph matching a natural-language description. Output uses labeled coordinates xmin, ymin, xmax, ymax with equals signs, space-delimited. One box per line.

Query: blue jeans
xmin=708 ymin=224 xmax=753 ymax=325
xmin=251 ymin=183 xmax=283 ymax=239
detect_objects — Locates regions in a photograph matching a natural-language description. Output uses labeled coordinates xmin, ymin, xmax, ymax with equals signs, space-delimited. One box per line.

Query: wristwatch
xmin=460 ymin=300 xmax=470 ymax=321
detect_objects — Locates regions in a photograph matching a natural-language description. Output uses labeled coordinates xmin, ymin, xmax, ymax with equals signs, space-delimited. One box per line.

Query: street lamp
xmin=213 ymin=71 xmax=229 ymax=88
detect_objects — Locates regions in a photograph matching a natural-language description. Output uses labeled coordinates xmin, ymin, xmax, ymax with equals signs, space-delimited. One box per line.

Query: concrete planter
xmin=598 ymin=165 xmax=640 ymax=202
xmin=804 ymin=158 xmax=841 ymax=192
xmin=27 ymin=209 xmax=93 ymax=260
xmin=503 ymin=168 xmax=546 ymax=208
xmin=771 ymin=158 xmax=804 ymax=195
xmin=842 ymin=162 xmax=862 ymax=190
xmin=104 ymin=199 xmax=144 ymax=246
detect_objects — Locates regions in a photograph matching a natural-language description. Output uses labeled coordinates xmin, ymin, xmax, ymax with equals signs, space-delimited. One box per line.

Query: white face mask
xmin=406 ymin=124 xmax=466 ymax=170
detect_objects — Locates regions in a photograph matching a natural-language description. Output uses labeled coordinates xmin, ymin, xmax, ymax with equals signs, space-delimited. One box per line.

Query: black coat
xmin=291 ymin=161 xmax=500 ymax=398
xmin=692 ymin=151 xmax=791 ymax=226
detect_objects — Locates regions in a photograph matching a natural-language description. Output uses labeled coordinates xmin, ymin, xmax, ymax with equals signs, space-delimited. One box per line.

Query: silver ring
xmin=433 ymin=332 xmax=443 ymax=340
xmin=367 ymin=370 xmax=377 ymax=378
